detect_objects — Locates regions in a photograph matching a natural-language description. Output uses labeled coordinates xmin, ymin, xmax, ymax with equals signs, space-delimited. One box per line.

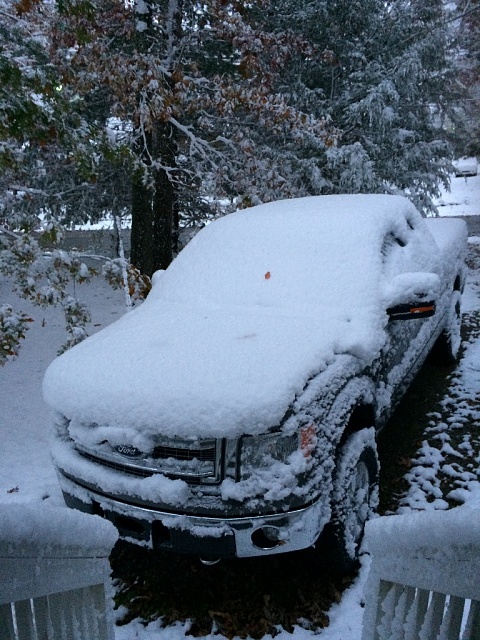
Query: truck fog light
xmin=251 ymin=526 xmax=285 ymax=550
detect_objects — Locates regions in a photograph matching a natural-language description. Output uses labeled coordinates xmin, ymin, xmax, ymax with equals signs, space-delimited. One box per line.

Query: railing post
xmin=0 ymin=504 xmax=118 ymax=640
xmin=362 ymin=507 xmax=480 ymax=640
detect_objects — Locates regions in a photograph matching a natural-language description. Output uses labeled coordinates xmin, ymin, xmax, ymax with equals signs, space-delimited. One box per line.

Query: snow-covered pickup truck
xmin=43 ymin=195 xmax=467 ymax=567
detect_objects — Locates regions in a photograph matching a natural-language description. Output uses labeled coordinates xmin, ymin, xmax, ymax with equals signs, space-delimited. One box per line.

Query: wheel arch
xmin=338 ymin=403 xmax=376 ymax=448
xmin=326 ymin=376 xmax=377 ymax=449
xmin=454 ymin=273 xmax=463 ymax=293
xmin=331 ymin=382 xmax=380 ymax=498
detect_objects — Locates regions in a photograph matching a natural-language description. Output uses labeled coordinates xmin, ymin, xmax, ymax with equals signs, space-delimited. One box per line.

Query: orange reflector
xmin=300 ymin=423 xmax=316 ymax=457
xmin=410 ymin=305 xmax=435 ymax=314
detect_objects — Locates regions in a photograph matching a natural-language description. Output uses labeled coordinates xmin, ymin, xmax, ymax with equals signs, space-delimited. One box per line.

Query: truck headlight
xmin=240 ymin=432 xmax=299 ymax=473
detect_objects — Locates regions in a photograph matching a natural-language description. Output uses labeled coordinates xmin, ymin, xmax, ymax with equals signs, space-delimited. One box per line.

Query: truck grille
xmin=152 ymin=443 xmax=217 ymax=463
xmin=75 ymin=436 xmax=222 ymax=484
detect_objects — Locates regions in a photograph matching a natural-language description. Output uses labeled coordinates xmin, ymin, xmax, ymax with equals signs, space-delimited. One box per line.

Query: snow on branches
xmin=48 ymin=0 xmax=336 ymax=274
xmin=0 ymin=304 xmax=32 ymax=365
xmin=0 ymin=225 xmax=93 ymax=358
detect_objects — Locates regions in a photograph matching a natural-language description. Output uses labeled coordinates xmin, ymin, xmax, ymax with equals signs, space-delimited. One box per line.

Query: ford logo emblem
xmin=115 ymin=444 xmax=141 ymax=457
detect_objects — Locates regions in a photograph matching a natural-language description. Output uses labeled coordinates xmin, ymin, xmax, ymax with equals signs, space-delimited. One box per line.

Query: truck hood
xmin=43 ymin=296 xmax=385 ymax=439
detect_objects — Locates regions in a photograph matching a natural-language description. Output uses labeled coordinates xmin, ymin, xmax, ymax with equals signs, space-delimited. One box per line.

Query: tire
xmin=318 ymin=428 xmax=378 ymax=575
xmin=432 ymin=290 xmax=462 ymax=365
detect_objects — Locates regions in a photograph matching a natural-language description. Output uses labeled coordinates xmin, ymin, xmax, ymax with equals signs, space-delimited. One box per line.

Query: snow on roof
xmin=43 ymin=195 xmax=440 ymax=438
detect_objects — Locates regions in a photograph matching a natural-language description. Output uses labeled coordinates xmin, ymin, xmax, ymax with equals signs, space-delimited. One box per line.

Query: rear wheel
xmin=319 ymin=428 xmax=378 ymax=574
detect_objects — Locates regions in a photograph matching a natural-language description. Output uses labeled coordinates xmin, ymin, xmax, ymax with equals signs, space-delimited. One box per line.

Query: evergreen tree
xmin=253 ymin=0 xmax=463 ymax=213
xmin=453 ymin=0 xmax=480 ymax=156
xmin=0 ymin=0 xmax=61 ymax=225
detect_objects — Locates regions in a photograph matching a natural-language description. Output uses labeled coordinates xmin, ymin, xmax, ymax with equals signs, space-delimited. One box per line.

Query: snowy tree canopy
xmin=0 ymin=0 xmax=475 ymax=360
xmin=452 ymin=0 xmax=480 ymax=156
xmin=253 ymin=0 xmax=466 ymax=212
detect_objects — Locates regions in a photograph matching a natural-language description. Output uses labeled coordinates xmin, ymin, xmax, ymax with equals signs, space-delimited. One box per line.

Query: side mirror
xmin=387 ymin=301 xmax=435 ymax=321
xmin=384 ymin=272 xmax=439 ymax=321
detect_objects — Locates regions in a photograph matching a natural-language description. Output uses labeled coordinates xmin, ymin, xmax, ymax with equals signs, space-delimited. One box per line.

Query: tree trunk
xmin=130 ymin=121 xmax=178 ymax=277
xmin=130 ymin=171 xmax=154 ymax=276
xmin=152 ymin=120 xmax=176 ymax=271
xmin=129 ymin=0 xmax=182 ymax=278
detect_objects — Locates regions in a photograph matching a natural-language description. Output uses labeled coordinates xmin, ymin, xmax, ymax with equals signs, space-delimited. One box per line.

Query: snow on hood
xmin=43 ymin=195 xmax=439 ymax=438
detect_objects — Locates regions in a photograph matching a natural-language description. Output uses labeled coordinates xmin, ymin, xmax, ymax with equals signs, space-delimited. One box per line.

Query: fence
xmin=362 ymin=507 xmax=480 ymax=640
xmin=0 ymin=504 xmax=118 ymax=640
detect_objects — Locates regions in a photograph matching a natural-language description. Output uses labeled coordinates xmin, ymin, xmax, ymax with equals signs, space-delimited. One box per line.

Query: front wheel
xmin=318 ymin=428 xmax=378 ymax=574
xmin=432 ymin=290 xmax=462 ymax=365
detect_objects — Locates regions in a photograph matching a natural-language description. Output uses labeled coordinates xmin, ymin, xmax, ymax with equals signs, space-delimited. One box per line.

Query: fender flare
xmin=324 ymin=376 xmax=377 ymax=448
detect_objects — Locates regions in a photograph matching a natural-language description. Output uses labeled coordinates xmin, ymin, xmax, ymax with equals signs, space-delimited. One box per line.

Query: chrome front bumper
xmin=58 ymin=472 xmax=329 ymax=559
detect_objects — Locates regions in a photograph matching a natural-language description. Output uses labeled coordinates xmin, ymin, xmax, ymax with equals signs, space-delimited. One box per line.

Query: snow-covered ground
xmin=1 ymin=174 xmax=479 ymax=640
xmin=435 ymin=172 xmax=480 ymax=217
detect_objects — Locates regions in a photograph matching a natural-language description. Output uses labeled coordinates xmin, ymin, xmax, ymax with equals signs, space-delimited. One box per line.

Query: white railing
xmin=0 ymin=504 xmax=118 ymax=640
xmin=362 ymin=507 xmax=480 ymax=640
